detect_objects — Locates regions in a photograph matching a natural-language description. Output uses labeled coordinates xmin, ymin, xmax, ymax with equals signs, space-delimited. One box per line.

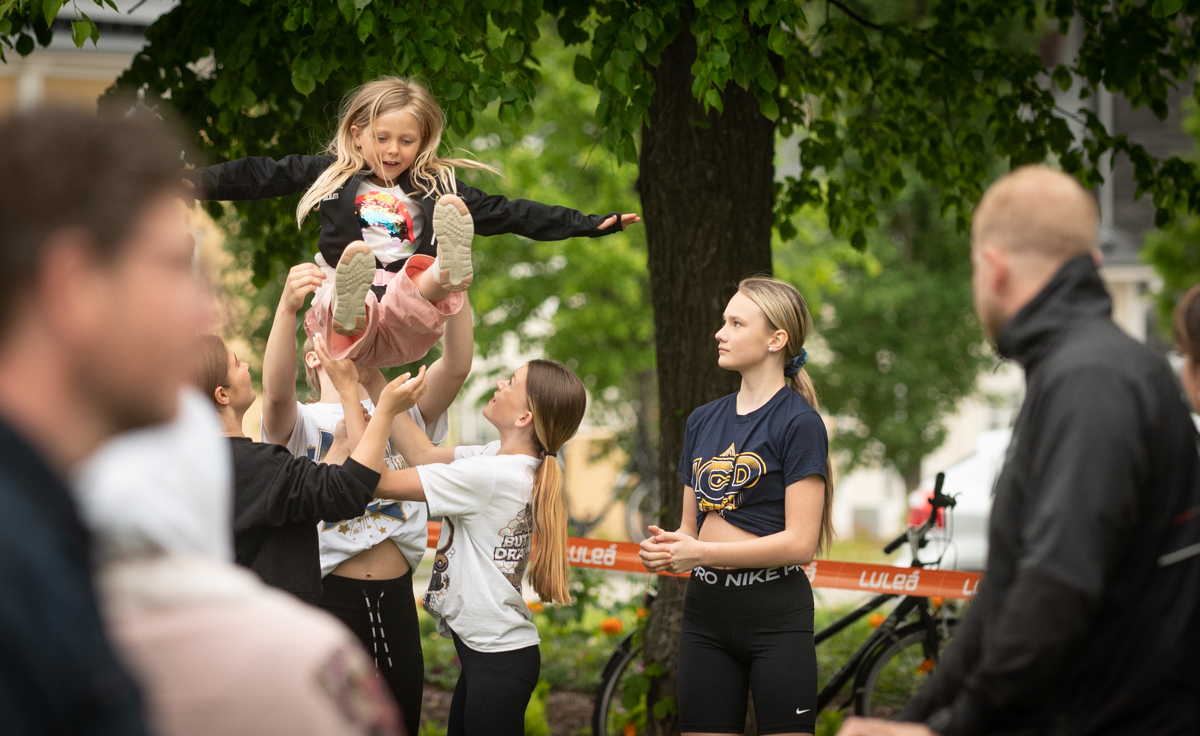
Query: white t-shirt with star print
xmin=265 ymin=399 xmax=448 ymax=574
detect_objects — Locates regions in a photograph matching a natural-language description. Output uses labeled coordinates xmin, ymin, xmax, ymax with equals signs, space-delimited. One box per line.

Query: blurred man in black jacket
xmin=0 ymin=111 xmax=209 ymax=734
xmin=840 ymin=166 xmax=1200 ymax=736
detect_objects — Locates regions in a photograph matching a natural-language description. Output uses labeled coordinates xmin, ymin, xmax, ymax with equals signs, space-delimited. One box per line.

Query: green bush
xmin=417 ymin=721 xmax=447 ymax=736
xmin=422 ymin=569 xmax=643 ymax=694
xmin=524 ymin=679 xmax=552 ymax=736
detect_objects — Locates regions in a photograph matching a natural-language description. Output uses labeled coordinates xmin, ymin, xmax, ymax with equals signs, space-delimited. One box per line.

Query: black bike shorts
xmin=677 ymin=565 xmax=817 ymax=735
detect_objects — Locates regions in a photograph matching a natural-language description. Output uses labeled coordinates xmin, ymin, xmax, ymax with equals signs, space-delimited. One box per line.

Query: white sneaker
xmin=332 ymin=242 xmax=374 ymax=336
xmin=432 ymin=194 xmax=474 ymax=293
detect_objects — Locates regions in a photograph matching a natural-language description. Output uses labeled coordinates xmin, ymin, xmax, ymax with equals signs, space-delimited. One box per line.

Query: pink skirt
xmin=303 ymin=254 xmax=464 ymax=368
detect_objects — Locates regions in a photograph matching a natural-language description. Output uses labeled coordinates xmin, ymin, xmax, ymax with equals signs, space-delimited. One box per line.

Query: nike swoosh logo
xmin=796 ymin=708 xmax=810 ymax=714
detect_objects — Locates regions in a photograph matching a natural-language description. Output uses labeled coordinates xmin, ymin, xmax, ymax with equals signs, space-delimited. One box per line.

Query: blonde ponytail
xmin=529 ymin=454 xmax=570 ymax=603
xmin=738 ymin=276 xmax=836 ymax=556
xmin=523 ymin=359 xmax=587 ymax=605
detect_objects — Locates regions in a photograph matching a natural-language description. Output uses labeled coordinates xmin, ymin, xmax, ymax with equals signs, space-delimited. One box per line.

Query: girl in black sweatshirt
xmin=188 ymin=334 xmax=426 ymax=602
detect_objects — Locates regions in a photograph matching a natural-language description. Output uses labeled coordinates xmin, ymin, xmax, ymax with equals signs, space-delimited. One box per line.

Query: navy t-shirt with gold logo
xmin=678 ymin=386 xmax=828 ymax=537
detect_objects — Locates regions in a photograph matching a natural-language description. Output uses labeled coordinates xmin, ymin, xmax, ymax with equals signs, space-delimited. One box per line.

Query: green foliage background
xmin=1144 ymin=99 xmax=1200 ymax=333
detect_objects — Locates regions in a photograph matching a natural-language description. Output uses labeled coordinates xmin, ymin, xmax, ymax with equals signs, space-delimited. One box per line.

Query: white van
xmin=905 ymin=428 xmax=1012 ymax=572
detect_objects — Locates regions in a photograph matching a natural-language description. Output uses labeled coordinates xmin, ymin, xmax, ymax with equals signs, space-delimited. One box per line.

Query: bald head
xmin=972 ymin=165 xmax=1099 ymax=262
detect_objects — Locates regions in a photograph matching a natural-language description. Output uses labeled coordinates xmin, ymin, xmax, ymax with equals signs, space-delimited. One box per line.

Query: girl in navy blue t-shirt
xmin=640 ymin=276 xmax=833 ymax=736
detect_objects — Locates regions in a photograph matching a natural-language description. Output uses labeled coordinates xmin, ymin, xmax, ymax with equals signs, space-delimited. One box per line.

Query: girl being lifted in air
xmin=186 ymin=76 xmax=640 ymax=369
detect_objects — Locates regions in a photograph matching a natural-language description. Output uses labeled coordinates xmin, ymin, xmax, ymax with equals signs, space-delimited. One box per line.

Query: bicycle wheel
xmin=592 ymin=634 xmax=646 ymax=736
xmin=853 ymin=619 xmax=957 ymax=718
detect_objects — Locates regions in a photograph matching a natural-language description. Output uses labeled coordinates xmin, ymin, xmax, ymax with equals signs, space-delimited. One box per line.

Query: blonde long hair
xmin=296 ymin=76 xmax=499 ymax=224
xmin=524 ymin=359 xmax=588 ymax=604
xmin=737 ymin=276 xmax=836 ymax=555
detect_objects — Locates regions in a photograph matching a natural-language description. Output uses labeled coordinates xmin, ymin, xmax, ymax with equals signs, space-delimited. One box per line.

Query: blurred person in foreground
xmin=1172 ymin=283 xmax=1200 ymax=418
xmin=74 ymin=388 xmax=404 ymax=736
xmin=0 ymin=110 xmax=208 ymax=734
xmin=839 ymin=166 xmax=1200 ymax=736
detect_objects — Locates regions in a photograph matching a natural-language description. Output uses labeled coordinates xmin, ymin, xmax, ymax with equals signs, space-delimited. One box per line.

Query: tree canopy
xmin=6 ymin=1 xmax=1200 ymax=263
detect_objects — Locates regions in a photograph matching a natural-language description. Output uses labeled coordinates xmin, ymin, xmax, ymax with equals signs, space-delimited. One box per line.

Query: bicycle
xmin=569 ymin=469 xmax=657 ymax=539
xmin=592 ymin=473 xmax=962 ymax=735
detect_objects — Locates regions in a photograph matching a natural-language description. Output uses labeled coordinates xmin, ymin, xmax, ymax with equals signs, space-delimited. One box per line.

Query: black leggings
xmin=678 ymin=565 xmax=817 ymax=735
xmin=317 ymin=572 xmax=424 ymax=736
xmin=448 ymin=630 xmax=540 ymax=736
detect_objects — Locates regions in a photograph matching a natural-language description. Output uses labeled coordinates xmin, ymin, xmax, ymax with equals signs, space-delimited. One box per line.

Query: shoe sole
xmin=332 ymin=245 xmax=374 ymax=336
xmin=432 ymin=195 xmax=474 ymax=293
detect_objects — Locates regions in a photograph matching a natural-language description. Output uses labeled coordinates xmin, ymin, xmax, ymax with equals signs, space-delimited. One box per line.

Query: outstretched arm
xmin=457 ymin=181 xmax=640 ymax=241
xmin=184 ymin=154 xmax=335 ymax=200
xmin=360 ymin=366 xmax=388 ymax=407
xmin=350 ymin=367 xmax=427 ymax=473
xmin=388 ymin=413 xmax=458 ymax=468
xmin=313 ymin=334 xmax=367 ymax=450
xmin=417 ymin=297 xmax=473 ymax=425
xmin=374 ymin=467 xmax=427 ymax=502
xmin=262 ymin=263 xmax=325 ymax=445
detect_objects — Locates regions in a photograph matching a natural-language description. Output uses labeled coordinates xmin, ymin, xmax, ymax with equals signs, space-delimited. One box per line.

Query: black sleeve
xmin=186 ymin=154 xmax=336 ymax=201
xmin=928 ymin=569 xmax=1092 ymax=735
xmin=236 ymin=446 xmax=379 ymax=530
xmin=897 ymin=582 xmax=987 ymax=722
xmin=1018 ymin=369 xmax=1145 ymax=597
xmin=928 ymin=369 xmax=1144 ymax=735
xmin=781 ymin=411 xmax=828 ymax=486
xmin=456 ymin=179 xmax=618 ymax=241
xmin=678 ymin=410 xmax=699 ymax=487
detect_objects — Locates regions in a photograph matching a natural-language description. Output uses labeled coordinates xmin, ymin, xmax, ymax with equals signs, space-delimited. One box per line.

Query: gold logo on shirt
xmin=693 ymin=443 xmax=766 ymax=512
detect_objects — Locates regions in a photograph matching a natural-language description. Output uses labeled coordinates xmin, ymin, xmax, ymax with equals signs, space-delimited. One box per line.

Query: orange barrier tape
xmin=425 ymin=522 xmax=982 ymax=599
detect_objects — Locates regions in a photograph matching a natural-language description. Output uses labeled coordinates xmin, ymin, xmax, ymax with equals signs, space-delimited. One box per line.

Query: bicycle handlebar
xmin=882 ymin=472 xmax=955 ymax=555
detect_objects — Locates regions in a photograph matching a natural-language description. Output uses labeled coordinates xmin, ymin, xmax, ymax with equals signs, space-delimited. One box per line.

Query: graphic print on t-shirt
xmin=305 ymin=431 xmax=404 ymax=470
xmin=357 ymin=189 xmax=415 ymax=251
xmin=320 ymin=438 xmax=409 ymax=535
xmin=321 ymin=500 xmax=407 ymax=535
xmin=423 ymin=519 xmax=456 ymax=610
xmin=494 ymin=504 xmax=533 ymax=589
xmin=304 ymin=429 xmax=336 ymax=463
xmin=691 ymin=443 xmax=766 ymax=514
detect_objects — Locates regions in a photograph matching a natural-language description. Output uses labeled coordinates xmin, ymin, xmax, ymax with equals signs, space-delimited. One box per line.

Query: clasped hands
xmin=638 ymin=524 xmax=708 ymax=574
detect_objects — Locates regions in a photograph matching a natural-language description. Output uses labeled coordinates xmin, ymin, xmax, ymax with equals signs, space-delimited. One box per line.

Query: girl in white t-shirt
xmin=359 ymin=359 xmax=587 ymax=736
xmin=258 ymin=264 xmax=473 ymax=736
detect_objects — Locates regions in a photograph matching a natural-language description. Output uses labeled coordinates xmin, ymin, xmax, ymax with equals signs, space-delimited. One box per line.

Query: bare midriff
xmin=696 ymin=511 xmax=758 ymax=569
xmin=330 ymin=539 xmax=411 ymax=580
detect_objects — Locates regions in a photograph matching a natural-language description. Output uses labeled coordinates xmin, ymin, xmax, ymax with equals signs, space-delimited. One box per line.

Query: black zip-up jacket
xmin=187 ymin=155 xmax=619 ymax=269
xmin=230 ymin=438 xmax=380 ymax=602
xmin=0 ymin=420 xmax=146 ymax=735
xmin=901 ymin=255 xmax=1200 ymax=735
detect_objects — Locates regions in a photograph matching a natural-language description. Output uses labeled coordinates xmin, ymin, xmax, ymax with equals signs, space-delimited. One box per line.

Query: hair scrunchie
xmin=784 ymin=348 xmax=809 ymax=379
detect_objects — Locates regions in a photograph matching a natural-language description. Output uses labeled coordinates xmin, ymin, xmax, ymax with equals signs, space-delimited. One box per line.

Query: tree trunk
xmin=637 ymin=6 xmax=776 ymax=733
xmin=903 ymin=461 xmax=922 ymax=492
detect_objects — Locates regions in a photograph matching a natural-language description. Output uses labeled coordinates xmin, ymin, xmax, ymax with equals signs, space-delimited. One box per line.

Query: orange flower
xmin=624 ymin=722 xmax=637 ymax=736
xmin=599 ymin=617 xmax=625 ymax=635
xmin=868 ymin=614 xmax=885 ymax=628
xmin=635 ymin=607 xmax=648 ymax=619
xmin=528 ymin=601 xmax=545 ymax=613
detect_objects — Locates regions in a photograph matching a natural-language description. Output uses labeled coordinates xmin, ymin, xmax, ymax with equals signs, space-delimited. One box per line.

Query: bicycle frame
xmin=814 ymin=593 xmax=938 ymax=711
xmin=814 ymin=472 xmax=956 ymax=711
